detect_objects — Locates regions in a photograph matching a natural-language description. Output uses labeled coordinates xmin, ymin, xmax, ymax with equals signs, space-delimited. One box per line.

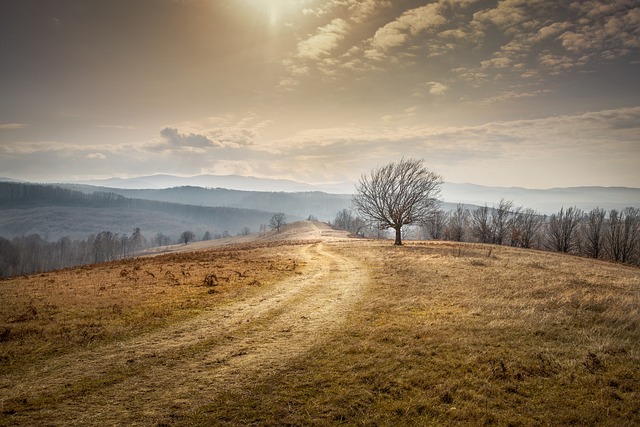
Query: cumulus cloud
xmin=159 ymin=127 xmax=219 ymax=149
xmin=296 ymin=18 xmax=348 ymax=60
xmin=153 ymin=126 xmax=257 ymax=154
xmin=366 ymin=3 xmax=446 ymax=59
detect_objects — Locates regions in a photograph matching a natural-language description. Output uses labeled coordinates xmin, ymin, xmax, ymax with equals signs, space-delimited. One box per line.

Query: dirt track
xmin=2 ymin=223 xmax=369 ymax=425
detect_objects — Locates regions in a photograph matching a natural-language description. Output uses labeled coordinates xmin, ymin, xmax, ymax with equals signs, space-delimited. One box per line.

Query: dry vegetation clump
xmin=0 ymin=242 xmax=304 ymax=377
xmin=184 ymin=240 xmax=639 ymax=426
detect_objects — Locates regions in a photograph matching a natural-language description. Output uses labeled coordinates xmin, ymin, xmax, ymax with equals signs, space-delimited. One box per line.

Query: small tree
xmin=269 ymin=213 xmax=287 ymax=232
xmin=353 ymin=158 xmax=442 ymax=245
xmin=180 ymin=230 xmax=196 ymax=245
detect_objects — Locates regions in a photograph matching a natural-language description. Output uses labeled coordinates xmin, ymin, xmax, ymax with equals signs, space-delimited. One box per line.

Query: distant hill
xmin=73 ymin=174 xmax=355 ymax=194
xmin=4 ymin=174 xmax=639 ymax=218
xmin=0 ymin=182 xmax=300 ymax=240
xmin=61 ymin=184 xmax=354 ymax=222
xmin=442 ymin=183 xmax=640 ymax=213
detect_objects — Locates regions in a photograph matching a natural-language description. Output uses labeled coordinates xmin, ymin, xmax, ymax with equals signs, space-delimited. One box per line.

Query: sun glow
xmin=247 ymin=0 xmax=302 ymax=26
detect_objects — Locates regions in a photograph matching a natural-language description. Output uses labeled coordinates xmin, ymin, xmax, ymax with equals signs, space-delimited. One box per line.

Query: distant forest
xmin=0 ymin=182 xmax=296 ymax=277
xmin=2 ymin=182 xmax=639 ymax=278
xmin=61 ymin=184 xmax=353 ymax=220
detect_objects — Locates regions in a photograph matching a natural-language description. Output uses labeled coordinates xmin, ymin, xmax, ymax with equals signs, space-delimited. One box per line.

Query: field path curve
xmin=1 ymin=225 xmax=369 ymax=426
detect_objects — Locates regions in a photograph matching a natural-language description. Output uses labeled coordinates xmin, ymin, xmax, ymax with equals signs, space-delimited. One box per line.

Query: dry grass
xmin=183 ymin=241 xmax=640 ymax=426
xmin=0 ymin=241 xmax=304 ymax=377
xmin=1 ymin=234 xmax=639 ymax=426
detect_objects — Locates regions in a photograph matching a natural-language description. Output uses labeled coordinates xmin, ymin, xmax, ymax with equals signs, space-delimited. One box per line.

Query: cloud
xmin=259 ymin=106 xmax=640 ymax=186
xmin=296 ymin=18 xmax=348 ymax=60
xmin=427 ymin=82 xmax=449 ymax=95
xmin=159 ymin=127 xmax=219 ymax=150
xmin=0 ymin=123 xmax=26 ymax=130
xmin=86 ymin=152 xmax=106 ymax=159
xmin=365 ymin=3 xmax=446 ymax=60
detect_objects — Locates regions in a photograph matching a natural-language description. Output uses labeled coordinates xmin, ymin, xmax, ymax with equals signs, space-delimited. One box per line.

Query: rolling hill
xmin=1 ymin=222 xmax=638 ymax=425
xmin=0 ymin=182 xmax=300 ymax=241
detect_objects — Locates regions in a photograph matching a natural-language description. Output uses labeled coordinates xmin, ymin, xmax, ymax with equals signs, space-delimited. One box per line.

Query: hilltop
xmin=1 ymin=222 xmax=639 ymax=425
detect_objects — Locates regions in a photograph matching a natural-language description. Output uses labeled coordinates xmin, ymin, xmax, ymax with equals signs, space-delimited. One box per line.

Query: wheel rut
xmin=1 ymin=241 xmax=369 ymax=426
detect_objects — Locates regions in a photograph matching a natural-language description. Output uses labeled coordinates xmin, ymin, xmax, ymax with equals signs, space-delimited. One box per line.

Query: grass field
xmin=1 ymin=222 xmax=639 ymax=426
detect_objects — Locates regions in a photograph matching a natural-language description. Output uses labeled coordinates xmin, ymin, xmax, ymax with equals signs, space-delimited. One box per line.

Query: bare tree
xmin=471 ymin=205 xmax=492 ymax=243
xmin=605 ymin=207 xmax=640 ymax=263
xmin=581 ymin=208 xmax=606 ymax=259
xmin=154 ymin=232 xmax=170 ymax=247
xmin=445 ymin=204 xmax=468 ymax=242
xmin=130 ymin=227 xmax=144 ymax=255
xmin=546 ymin=207 xmax=582 ymax=253
xmin=492 ymin=199 xmax=514 ymax=245
xmin=511 ymin=207 xmax=544 ymax=248
xmin=353 ymin=158 xmax=442 ymax=245
xmin=424 ymin=209 xmax=449 ymax=240
xmin=180 ymin=230 xmax=196 ymax=245
xmin=269 ymin=213 xmax=287 ymax=232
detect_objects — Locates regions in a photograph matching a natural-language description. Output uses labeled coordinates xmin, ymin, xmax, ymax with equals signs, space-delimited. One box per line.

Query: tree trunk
xmin=394 ymin=227 xmax=402 ymax=245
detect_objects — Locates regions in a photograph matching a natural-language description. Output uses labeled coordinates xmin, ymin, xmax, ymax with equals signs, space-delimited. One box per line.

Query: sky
xmin=1 ymin=0 xmax=639 ymax=190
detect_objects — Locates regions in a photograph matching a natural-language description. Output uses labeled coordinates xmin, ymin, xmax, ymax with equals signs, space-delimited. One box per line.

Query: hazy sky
xmin=1 ymin=0 xmax=639 ymax=189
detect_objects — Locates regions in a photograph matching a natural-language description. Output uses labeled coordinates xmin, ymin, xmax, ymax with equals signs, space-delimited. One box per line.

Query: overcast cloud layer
xmin=1 ymin=0 xmax=639 ymax=189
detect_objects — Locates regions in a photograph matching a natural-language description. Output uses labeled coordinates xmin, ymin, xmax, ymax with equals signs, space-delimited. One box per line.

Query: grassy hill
xmin=1 ymin=222 xmax=638 ymax=425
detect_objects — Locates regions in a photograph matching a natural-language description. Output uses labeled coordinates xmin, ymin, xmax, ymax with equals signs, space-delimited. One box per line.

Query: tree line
xmin=333 ymin=202 xmax=640 ymax=266
xmin=0 ymin=213 xmax=288 ymax=277
xmin=0 ymin=228 xmax=146 ymax=277
xmin=340 ymin=158 xmax=639 ymax=265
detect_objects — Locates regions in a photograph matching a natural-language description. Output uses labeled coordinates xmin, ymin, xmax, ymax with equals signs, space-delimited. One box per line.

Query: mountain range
xmin=2 ymin=174 xmax=639 ymax=216
xmin=70 ymin=174 xmax=640 ymax=214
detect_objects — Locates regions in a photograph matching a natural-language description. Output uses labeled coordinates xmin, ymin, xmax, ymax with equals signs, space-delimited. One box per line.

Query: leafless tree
xmin=154 ymin=232 xmax=171 ymax=247
xmin=269 ymin=212 xmax=287 ymax=232
xmin=492 ymin=199 xmax=514 ymax=245
xmin=471 ymin=205 xmax=492 ymax=243
xmin=180 ymin=230 xmax=196 ymax=245
xmin=334 ymin=209 xmax=368 ymax=236
xmin=424 ymin=209 xmax=449 ymax=240
xmin=353 ymin=158 xmax=442 ymax=245
xmin=510 ymin=207 xmax=544 ymax=248
xmin=605 ymin=207 xmax=640 ymax=263
xmin=445 ymin=204 xmax=468 ymax=242
xmin=581 ymin=208 xmax=606 ymax=259
xmin=546 ymin=207 xmax=582 ymax=253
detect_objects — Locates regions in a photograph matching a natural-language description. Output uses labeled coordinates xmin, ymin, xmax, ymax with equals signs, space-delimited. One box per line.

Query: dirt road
xmin=2 ymin=227 xmax=369 ymax=425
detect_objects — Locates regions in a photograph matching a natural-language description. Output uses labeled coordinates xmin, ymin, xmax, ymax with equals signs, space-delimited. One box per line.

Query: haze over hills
xmin=442 ymin=183 xmax=640 ymax=214
xmin=72 ymin=174 xmax=355 ymax=194
xmin=2 ymin=174 xmax=639 ymax=220
xmin=68 ymin=174 xmax=640 ymax=214
xmin=0 ymin=182 xmax=302 ymax=241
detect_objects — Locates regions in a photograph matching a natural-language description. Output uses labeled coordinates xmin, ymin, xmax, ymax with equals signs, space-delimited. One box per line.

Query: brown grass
xmin=183 ymin=241 xmax=640 ymax=426
xmin=0 ymin=241 xmax=304 ymax=377
xmin=1 ymin=233 xmax=639 ymax=426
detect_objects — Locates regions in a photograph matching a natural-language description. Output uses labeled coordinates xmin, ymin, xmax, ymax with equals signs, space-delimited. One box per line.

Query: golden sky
xmin=1 ymin=0 xmax=639 ymax=189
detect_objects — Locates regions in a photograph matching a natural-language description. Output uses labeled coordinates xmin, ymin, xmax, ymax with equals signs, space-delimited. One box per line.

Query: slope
xmin=1 ymin=222 xmax=638 ymax=426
